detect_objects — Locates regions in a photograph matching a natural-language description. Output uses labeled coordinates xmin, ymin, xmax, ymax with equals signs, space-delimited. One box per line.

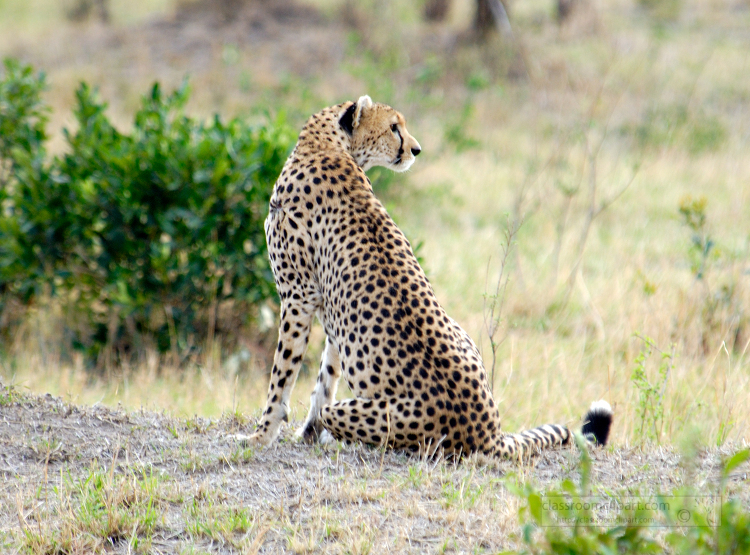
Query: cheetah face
xmin=340 ymin=95 xmax=422 ymax=173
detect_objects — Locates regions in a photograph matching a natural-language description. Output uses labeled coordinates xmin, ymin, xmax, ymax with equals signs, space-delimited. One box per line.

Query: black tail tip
xmin=581 ymin=400 xmax=613 ymax=446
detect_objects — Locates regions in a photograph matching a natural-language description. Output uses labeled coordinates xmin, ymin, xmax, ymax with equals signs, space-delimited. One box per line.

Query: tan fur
xmin=246 ymin=98 xmax=611 ymax=459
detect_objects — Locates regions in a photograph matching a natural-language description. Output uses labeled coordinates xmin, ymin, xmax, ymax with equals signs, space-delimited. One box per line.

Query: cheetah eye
xmin=390 ymin=123 xmax=398 ymax=133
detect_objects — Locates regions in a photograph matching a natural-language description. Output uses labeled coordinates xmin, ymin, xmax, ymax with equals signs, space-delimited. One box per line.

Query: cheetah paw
xmin=296 ymin=420 xmax=325 ymax=444
xmin=230 ymin=432 xmax=272 ymax=448
xmin=319 ymin=429 xmax=336 ymax=445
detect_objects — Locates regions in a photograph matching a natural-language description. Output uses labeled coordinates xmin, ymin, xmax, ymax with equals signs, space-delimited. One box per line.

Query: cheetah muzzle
xmin=246 ymin=95 xmax=613 ymax=459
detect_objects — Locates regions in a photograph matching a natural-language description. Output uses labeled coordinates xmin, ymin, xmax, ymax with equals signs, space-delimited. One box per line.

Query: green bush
xmin=0 ymin=59 xmax=294 ymax=364
xmin=507 ymin=440 xmax=750 ymax=555
xmin=0 ymin=60 xmax=51 ymax=303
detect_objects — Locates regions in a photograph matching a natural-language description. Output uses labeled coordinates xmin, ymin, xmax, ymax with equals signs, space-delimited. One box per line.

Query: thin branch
xmin=561 ymin=162 xmax=638 ymax=305
xmin=483 ymin=215 xmax=524 ymax=394
xmin=557 ymin=72 xmax=640 ymax=307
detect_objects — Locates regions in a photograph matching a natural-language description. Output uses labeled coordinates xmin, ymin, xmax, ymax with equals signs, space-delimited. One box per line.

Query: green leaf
xmin=528 ymin=493 xmax=543 ymax=524
xmin=723 ymin=449 xmax=750 ymax=478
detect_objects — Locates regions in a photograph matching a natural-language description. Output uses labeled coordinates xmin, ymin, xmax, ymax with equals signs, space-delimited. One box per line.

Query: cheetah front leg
xmin=246 ymin=299 xmax=316 ymax=446
xmin=297 ymin=335 xmax=341 ymax=443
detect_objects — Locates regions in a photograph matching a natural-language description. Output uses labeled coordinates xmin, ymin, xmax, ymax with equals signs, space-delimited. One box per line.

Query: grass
xmin=184 ymin=494 xmax=254 ymax=544
xmin=0 ymin=0 xmax=173 ymax=36
xmin=0 ymin=0 xmax=749 ymax=456
xmin=16 ymin=464 xmax=168 ymax=553
xmin=1 ymin=385 xmax=748 ymax=553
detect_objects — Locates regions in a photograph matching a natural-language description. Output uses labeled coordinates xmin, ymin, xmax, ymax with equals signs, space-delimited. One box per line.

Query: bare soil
xmin=2 ymin=382 xmax=747 ymax=554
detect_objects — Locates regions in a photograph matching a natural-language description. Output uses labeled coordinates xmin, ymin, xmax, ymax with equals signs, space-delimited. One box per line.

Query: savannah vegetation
xmin=0 ymin=0 xmax=749 ymax=552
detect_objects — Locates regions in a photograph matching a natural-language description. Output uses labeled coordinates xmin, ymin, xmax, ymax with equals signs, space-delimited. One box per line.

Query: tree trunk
xmin=423 ymin=0 xmax=450 ymax=21
xmin=474 ymin=0 xmax=495 ymax=37
xmin=474 ymin=0 xmax=511 ymax=39
xmin=557 ymin=0 xmax=576 ymax=23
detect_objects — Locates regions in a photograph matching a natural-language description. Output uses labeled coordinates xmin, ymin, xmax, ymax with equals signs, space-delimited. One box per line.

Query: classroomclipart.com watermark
xmin=536 ymin=495 xmax=721 ymax=528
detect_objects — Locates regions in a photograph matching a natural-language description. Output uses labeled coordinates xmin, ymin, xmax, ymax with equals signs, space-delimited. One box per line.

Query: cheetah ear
xmin=339 ymin=95 xmax=372 ymax=135
xmin=339 ymin=103 xmax=356 ymax=135
xmin=352 ymin=95 xmax=372 ymax=129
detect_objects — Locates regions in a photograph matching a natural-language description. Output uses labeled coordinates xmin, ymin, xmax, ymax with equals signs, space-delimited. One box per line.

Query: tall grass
xmin=1 ymin=0 xmax=749 ymax=447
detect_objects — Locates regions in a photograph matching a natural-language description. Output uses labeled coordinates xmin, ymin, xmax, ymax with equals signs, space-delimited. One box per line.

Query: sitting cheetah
xmin=247 ymin=95 xmax=612 ymax=458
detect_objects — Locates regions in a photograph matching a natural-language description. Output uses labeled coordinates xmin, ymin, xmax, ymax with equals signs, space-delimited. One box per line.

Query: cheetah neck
xmin=292 ymin=106 xmax=354 ymax=161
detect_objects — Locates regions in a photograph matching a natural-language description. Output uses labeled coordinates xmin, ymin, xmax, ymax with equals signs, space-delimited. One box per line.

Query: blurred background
xmin=0 ymin=0 xmax=748 ymax=447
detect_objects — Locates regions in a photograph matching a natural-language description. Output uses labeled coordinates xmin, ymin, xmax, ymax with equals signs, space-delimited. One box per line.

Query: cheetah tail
xmin=497 ymin=423 xmax=572 ymax=460
xmin=580 ymin=399 xmax=613 ymax=446
xmin=498 ymin=400 xmax=613 ymax=459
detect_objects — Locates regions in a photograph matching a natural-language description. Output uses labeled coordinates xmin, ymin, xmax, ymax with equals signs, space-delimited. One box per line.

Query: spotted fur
xmin=247 ymin=95 xmax=613 ymax=459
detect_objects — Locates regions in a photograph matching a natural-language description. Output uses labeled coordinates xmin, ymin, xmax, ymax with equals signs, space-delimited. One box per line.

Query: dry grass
xmin=2 ymin=385 xmax=748 ymax=554
xmin=1 ymin=0 xmax=749 ymax=452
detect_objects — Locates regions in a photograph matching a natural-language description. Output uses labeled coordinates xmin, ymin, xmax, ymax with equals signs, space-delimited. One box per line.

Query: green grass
xmin=184 ymin=494 xmax=254 ymax=544
xmin=16 ymin=465 xmax=168 ymax=554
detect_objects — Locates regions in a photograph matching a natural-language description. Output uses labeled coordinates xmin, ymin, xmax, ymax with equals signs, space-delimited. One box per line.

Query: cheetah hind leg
xmin=297 ymin=336 xmax=341 ymax=443
xmin=318 ymin=398 xmax=395 ymax=448
xmin=319 ymin=397 xmax=437 ymax=453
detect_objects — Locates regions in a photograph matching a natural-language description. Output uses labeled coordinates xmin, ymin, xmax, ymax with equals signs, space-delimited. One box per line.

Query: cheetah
xmin=247 ymin=95 xmax=612 ymax=458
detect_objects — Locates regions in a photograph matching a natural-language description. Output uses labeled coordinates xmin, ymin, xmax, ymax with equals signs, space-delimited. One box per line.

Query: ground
xmin=2 ymin=384 xmax=747 ymax=554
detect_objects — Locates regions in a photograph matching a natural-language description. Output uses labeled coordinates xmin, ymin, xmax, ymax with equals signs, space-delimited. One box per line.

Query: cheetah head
xmin=339 ymin=95 xmax=422 ymax=173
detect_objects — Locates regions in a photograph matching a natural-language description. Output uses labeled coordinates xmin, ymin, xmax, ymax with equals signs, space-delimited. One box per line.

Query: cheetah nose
xmin=411 ymin=147 xmax=421 ymax=156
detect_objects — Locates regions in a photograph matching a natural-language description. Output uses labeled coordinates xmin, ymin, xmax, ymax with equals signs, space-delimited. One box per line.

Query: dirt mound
xmin=2 ymin=383 xmax=747 ymax=553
